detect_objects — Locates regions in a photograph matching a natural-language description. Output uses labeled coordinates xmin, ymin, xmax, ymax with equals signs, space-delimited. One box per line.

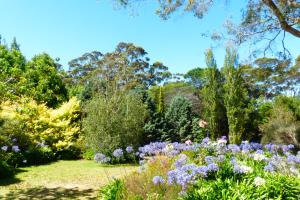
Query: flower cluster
xmin=94 ymin=153 xmax=111 ymax=163
xmin=113 ymin=149 xmax=124 ymax=158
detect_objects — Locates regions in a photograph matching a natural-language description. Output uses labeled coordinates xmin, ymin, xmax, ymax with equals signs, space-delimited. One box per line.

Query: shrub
xmin=162 ymin=96 xmax=193 ymax=142
xmin=0 ymin=160 xmax=14 ymax=179
xmin=260 ymin=102 xmax=300 ymax=147
xmin=23 ymin=146 xmax=56 ymax=165
xmin=83 ymin=92 xmax=147 ymax=156
xmin=0 ymin=97 xmax=81 ymax=153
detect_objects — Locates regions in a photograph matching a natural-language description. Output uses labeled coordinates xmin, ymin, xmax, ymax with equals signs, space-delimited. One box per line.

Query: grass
xmin=0 ymin=160 xmax=137 ymax=199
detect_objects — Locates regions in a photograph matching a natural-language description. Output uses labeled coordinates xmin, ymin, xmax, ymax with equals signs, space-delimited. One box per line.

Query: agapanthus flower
xmin=204 ymin=156 xmax=216 ymax=164
xmin=152 ymin=176 xmax=165 ymax=185
xmin=174 ymin=154 xmax=187 ymax=168
xmin=264 ymin=162 xmax=275 ymax=172
xmin=254 ymin=177 xmax=266 ymax=186
xmin=287 ymin=144 xmax=294 ymax=150
xmin=227 ymin=144 xmax=241 ymax=153
xmin=113 ymin=148 xmax=123 ymax=158
xmin=12 ymin=145 xmax=20 ymax=152
xmin=253 ymin=153 xmax=266 ymax=161
xmin=207 ymin=163 xmax=219 ymax=172
xmin=94 ymin=153 xmax=106 ymax=162
xmin=12 ymin=138 xmax=17 ymax=142
xmin=233 ymin=164 xmax=253 ymax=174
xmin=1 ymin=146 xmax=8 ymax=151
xmin=217 ymin=136 xmax=227 ymax=145
xmin=126 ymin=146 xmax=134 ymax=153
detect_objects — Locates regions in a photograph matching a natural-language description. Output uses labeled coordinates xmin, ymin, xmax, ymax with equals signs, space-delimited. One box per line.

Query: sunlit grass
xmin=0 ymin=160 xmax=137 ymax=199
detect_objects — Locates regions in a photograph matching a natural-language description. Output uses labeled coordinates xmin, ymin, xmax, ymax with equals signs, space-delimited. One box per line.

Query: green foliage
xmin=98 ymin=179 xmax=125 ymax=200
xmin=83 ymin=92 xmax=147 ymax=155
xmin=0 ymin=160 xmax=14 ymax=179
xmin=163 ymin=96 xmax=193 ymax=142
xmin=157 ymin=87 xmax=165 ymax=115
xmin=183 ymin=174 xmax=300 ymax=200
xmin=23 ymin=53 xmax=68 ymax=108
xmin=0 ymin=41 xmax=26 ymax=101
xmin=201 ymin=49 xmax=227 ymax=139
xmin=260 ymin=96 xmax=300 ymax=146
xmin=184 ymin=67 xmax=206 ymax=89
xmin=23 ymin=146 xmax=56 ymax=165
xmin=67 ymin=43 xmax=171 ymax=99
xmin=223 ymin=49 xmax=249 ymax=143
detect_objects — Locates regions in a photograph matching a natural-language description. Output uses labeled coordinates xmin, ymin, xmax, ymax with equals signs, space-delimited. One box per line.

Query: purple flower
xmin=126 ymin=146 xmax=134 ymax=153
xmin=217 ymin=155 xmax=225 ymax=162
xmin=207 ymin=163 xmax=219 ymax=172
xmin=288 ymin=144 xmax=295 ymax=150
xmin=202 ymin=137 xmax=210 ymax=144
xmin=174 ymin=154 xmax=187 ymax=168
xmin=113 ymin=148 xmax=123 ymax=158
xmin=152 ymin=176 xmax=165 ymax=185
xmin=1 ymin=146 xmax=8 ymax=151
xmin=12 ymin=138 xmax=17 ymax=142
xmin=193 ymin=166 xmax=208 ymax=177
xmin=204 ymin=156 xmax=216 ymax=164
xmin=12 ymin=145 xmax=20 ymax=153
xmin=94 ymin=153 xmax=107 ymax=163
xmin=264 ymin=162 xmax=275 ymax=172
xmin=227 ymin=144 xmax=240 ymax=153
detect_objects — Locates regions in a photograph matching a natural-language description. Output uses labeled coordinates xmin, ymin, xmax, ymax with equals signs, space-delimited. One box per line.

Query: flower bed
xmin=98 ymin=137 xmax=300 ymax=199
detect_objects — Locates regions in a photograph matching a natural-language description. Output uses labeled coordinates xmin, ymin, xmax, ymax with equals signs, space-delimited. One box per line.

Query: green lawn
xmin=0 ymin=160 xmax=136 ymax=200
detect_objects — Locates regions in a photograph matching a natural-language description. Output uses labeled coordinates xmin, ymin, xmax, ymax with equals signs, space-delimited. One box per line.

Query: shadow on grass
xmin=0 ymin=168 xmax=27 ymax=186
xmin=0 ymin=186 xmax=97 ymax=200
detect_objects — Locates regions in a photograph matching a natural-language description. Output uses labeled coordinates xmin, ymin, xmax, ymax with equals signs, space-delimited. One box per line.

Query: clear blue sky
xmin=0 ymin=0 xmax=299 ymax=74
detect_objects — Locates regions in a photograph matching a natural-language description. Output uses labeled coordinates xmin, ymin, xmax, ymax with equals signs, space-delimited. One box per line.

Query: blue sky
xmin=0 ymin=0 xmax=299 ymax=74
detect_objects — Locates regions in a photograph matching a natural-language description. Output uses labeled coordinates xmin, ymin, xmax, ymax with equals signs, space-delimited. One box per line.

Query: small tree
xmin=83 ymin=92 xmax=147 ymax=155
xmin=163 ymin=96 xmax=193 ymax=142
xmin=223 ymin=49 xmax=249 ymax=144
xmin=201 ymin=49 xmax=227 ymax=140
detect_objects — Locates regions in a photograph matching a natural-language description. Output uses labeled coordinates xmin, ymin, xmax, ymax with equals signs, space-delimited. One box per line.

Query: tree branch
xmin=263 ymin=0 xmax=300 ymax=38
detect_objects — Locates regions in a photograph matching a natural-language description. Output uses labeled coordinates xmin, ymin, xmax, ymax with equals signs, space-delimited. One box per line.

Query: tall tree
xmin=223 ymin=49 xmax=249 ymax=143
xmin=201 ymin=49 xmax=227 ymax=139
xmin=67 ymin=42 xmax=171 ymax=98
xmin=184 ymin=67 xmax=206 ymax=89
xmin=0 ymin=40 xmax=26 ymax=101
xmin=24 ymin=53 xmax=68 ymax=107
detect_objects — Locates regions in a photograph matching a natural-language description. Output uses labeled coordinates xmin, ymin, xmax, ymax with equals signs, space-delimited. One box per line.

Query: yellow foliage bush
xmin=0 ymin=97 xmax=81 ymax=151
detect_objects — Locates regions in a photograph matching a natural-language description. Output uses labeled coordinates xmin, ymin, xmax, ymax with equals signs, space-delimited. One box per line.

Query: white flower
xmin=217 ymin=139 xmax=227 ymax=145
xmin=164 ymin=144 xmax=174 ymax=152
xmin=253 ymin=153 xmax=266 ymax=161
xmin=254 ymin=177 xmax=266 ymax=186
xmin=240 ymin=165 xmax=253 ymax=173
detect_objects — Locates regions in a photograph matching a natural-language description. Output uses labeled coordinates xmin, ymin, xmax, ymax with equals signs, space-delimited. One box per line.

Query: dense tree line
xmin=1 ymin=36 xmax=300 ymax=160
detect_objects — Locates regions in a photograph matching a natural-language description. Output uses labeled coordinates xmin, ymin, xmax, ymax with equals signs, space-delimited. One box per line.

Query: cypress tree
xmin=223 ymin=49 xmax=249 ymax=144
xmin=201 ymin=49 xmax=226 ymax=140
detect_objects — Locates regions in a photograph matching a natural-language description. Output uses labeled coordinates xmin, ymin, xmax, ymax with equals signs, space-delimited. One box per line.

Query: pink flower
xmin=185 ymin=140 xmax=192 ymax=145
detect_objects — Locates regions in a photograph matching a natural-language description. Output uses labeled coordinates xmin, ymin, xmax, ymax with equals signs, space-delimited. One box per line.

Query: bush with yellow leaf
xmin=0 ymin=97 xmax=81 ymax=155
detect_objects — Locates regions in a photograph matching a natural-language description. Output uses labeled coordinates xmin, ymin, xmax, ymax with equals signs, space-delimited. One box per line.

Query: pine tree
xmin=201 ymin=49 xmax=227 ymax=140
xmin=223 ymin=49 xmax=249 ymax=144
